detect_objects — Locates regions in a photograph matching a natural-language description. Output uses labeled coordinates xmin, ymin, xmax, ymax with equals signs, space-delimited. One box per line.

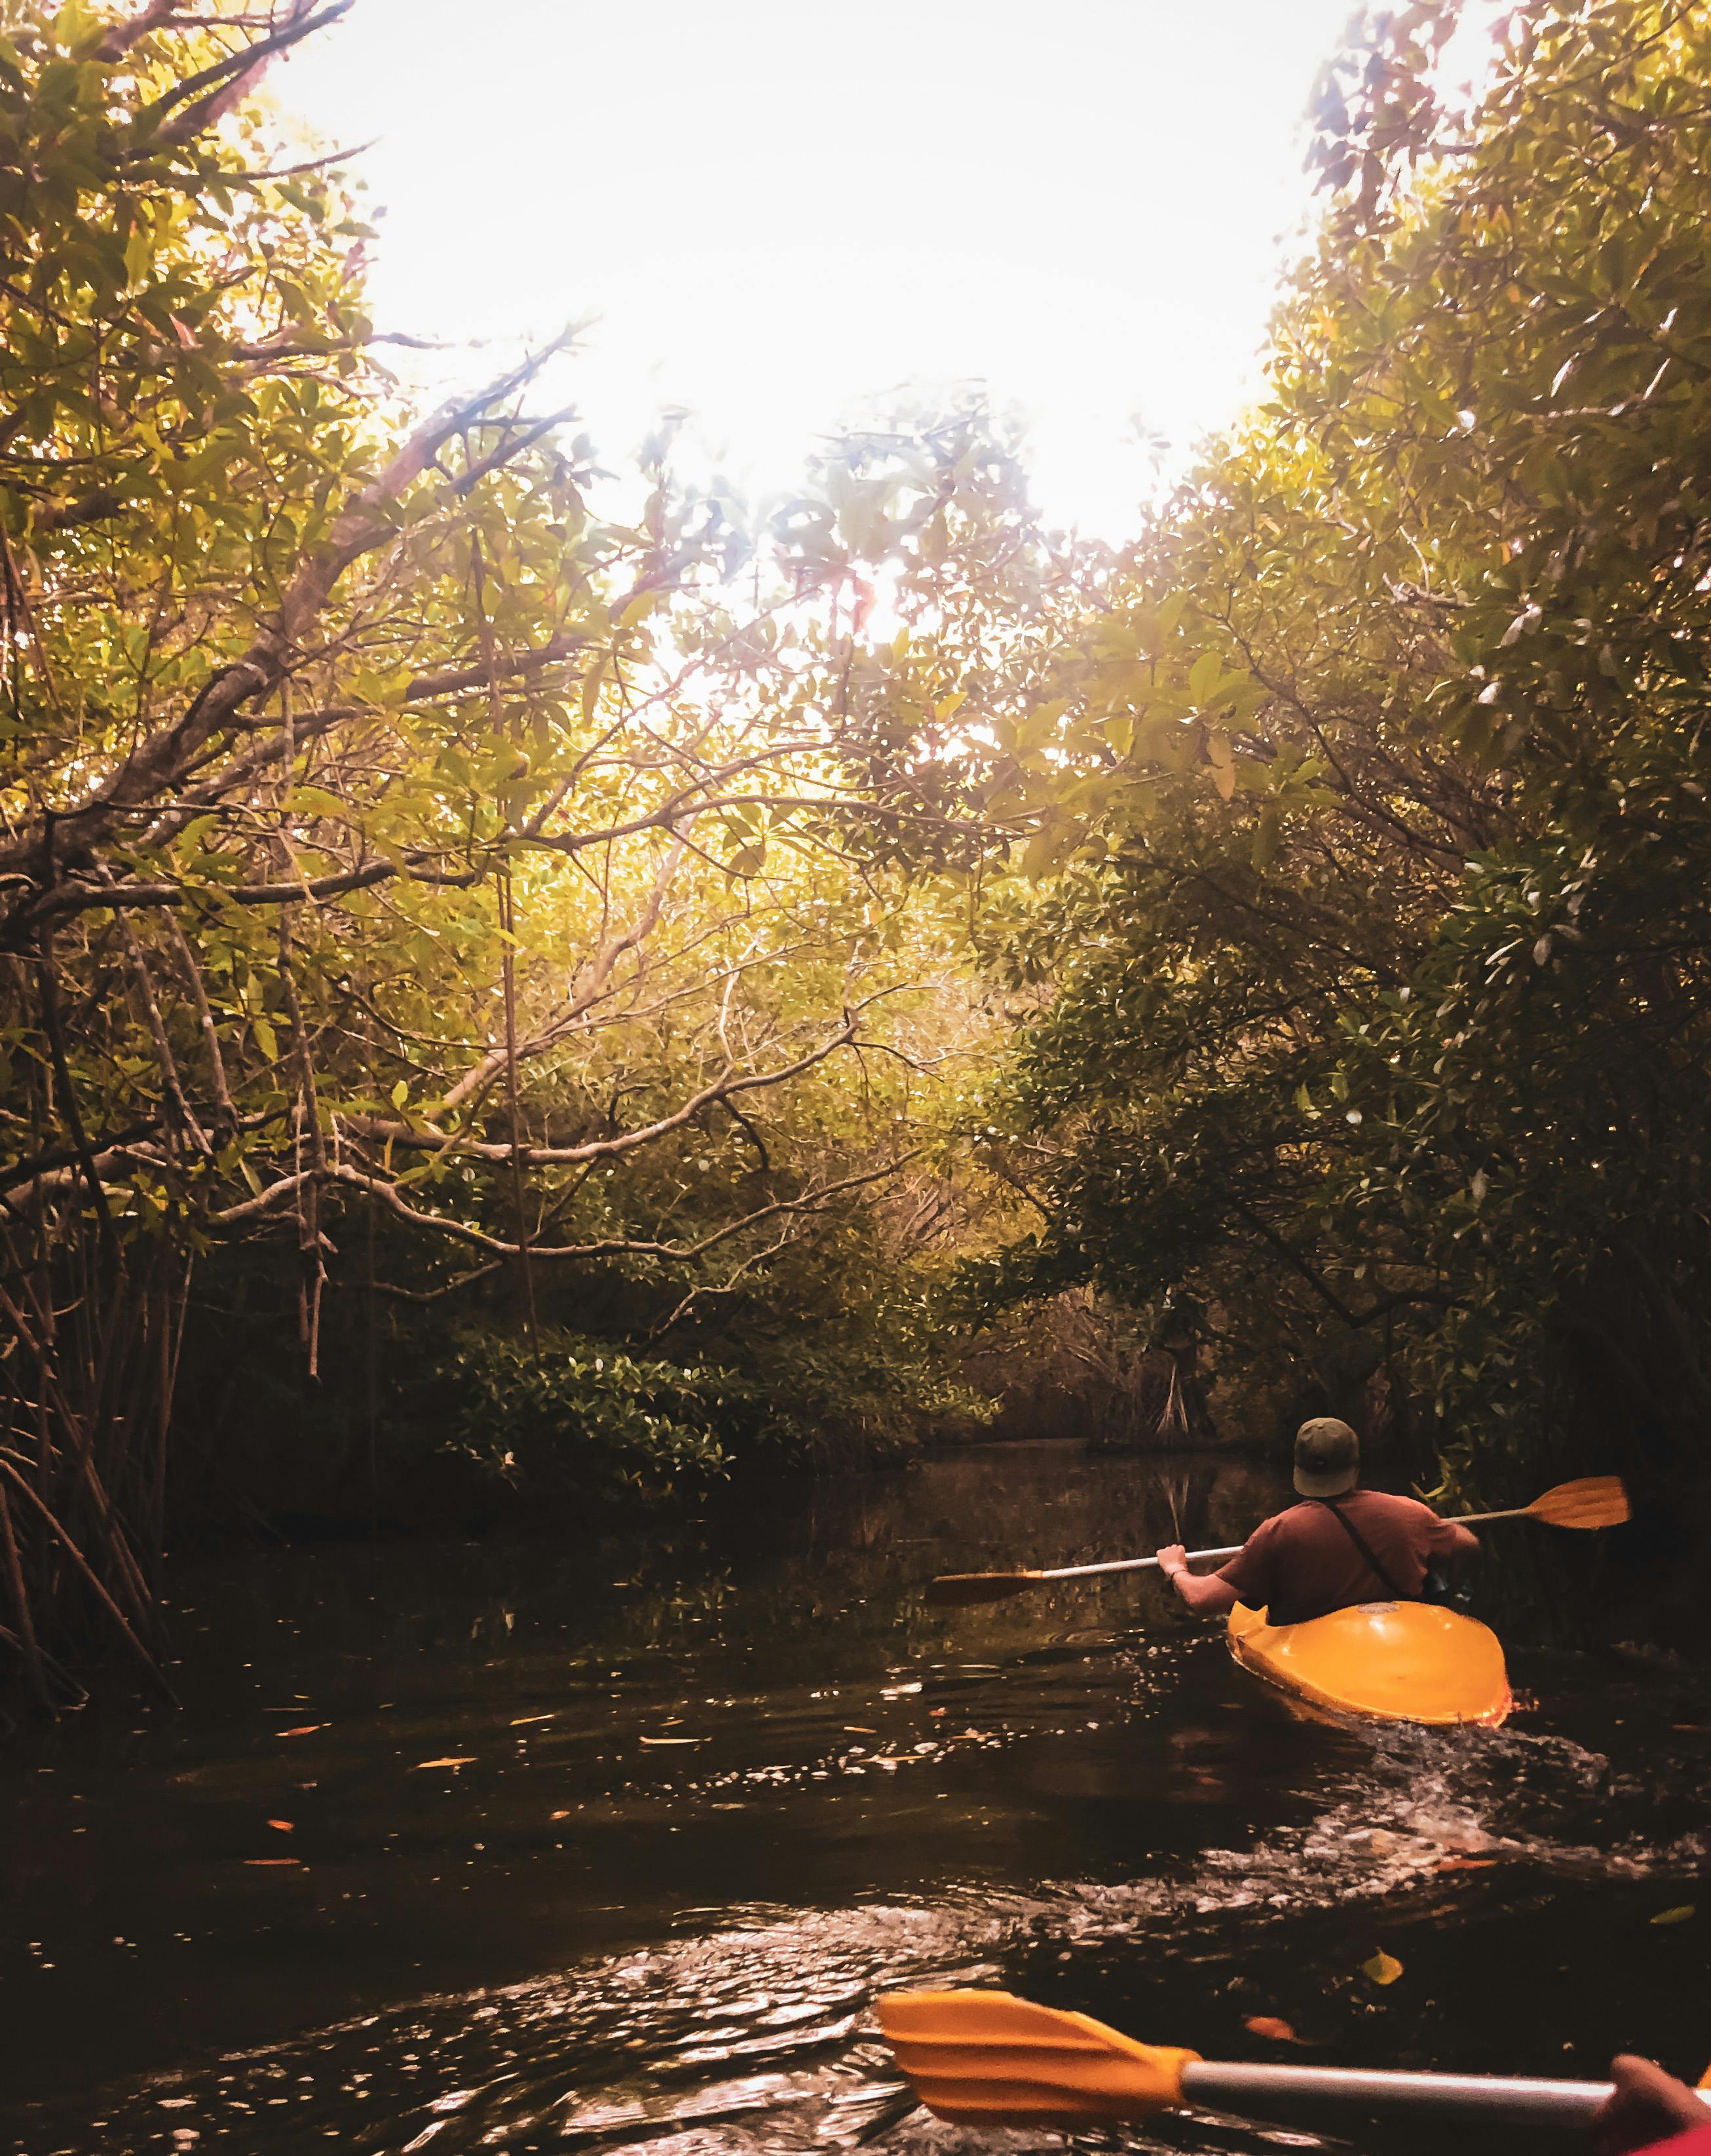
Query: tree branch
xmin=346 ymin=1012 xmax=872 ymax=1169
xmin=212 ymin=1150 xmax=923 ymax=1262
xmin=94 ymin=0 xmax=178 ymax=62
xmin=0 ymin=335 xmax=575 ymax=928
xmin=134 ymin=2 xmax=351 ymax=149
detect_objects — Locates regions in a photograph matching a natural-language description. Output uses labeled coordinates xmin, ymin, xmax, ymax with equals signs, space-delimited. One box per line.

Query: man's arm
xmin=1425 ymin=1511 xmax=1480 ymax=1561
xmin=1157 ymin=1543 xmax=1241 ymax=1616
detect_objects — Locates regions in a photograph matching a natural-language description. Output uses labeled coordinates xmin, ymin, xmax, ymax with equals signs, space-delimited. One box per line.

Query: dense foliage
xmin=0 ymin=0 xmax=1077 ymax=1701
xmin=964 ymin=0 xmax=1711 ymax=1522
xmin=10 ymin=0 xmax=1711 ymax=1703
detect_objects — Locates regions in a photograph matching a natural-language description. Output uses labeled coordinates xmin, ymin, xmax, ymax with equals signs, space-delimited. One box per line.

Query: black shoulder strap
xmin=1315 ymin=1496 xmax=1413 ymax=1602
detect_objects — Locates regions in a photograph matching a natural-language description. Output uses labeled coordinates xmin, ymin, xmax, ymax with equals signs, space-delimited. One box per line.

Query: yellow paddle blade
xmin=923 ymin=1570 xmax=1045 ymax=1607
xmin=1525 ymin=1475 xmax=1629 ymax=1530
xmin=875 ymin=1990 xmax=1199 ymax=2125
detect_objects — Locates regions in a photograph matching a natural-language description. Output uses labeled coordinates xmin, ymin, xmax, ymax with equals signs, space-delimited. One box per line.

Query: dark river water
xmin=3 ymin=1441 xmax=1708 ymax=2156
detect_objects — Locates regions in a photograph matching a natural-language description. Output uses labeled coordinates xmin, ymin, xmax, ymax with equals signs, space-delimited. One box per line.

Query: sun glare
xmin=284 ymin=1 xmax=1376 ymax=536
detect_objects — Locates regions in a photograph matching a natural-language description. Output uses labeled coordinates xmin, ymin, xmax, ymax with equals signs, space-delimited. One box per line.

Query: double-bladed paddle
xmin=875 ymin=1988 xmax=1699 ymax=2129
xmin=924 ymin=1475 xmax=1629 ymax=1608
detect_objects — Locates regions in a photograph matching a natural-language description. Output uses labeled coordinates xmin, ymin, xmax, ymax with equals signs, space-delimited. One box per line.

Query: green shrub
xmin=440 ymin=1332 xmax=736 ymax=1506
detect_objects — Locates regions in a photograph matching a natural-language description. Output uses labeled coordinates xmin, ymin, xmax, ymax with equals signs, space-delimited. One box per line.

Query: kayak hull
xmin=1228 ymin=1600 xmax=1511 ymax=1728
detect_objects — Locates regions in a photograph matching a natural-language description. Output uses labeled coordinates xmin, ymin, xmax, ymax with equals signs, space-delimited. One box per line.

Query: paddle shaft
xmin=1013 ymin=1500 xmax=1522 ymax=1579
xmin=1031 ymin=1545 xmax=1244 ymax=1584
xmin=1184 ymin=2062 xmax=1708 ymax=2127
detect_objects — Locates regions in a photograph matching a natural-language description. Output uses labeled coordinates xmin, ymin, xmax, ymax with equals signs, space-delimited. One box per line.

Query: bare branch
xmin=136 ymin=2 xmax=352 ymax=149
xmin=439 ymin=833 xmax=685 ymax=1112
xmin=110 ymin=890 xmax=212 ymax=1155
xmin=258 ymin=1148 xmax=928 ymax=1261
xmin=0 ymin=334 xmax=576 ymax=928
xmin=162 ymin=911 xmax=236 ymax=1133
xmin=93 ymin=0 xmax=179 ymax=62
xmin=347 ymin=1010 xmax=873 ymax=1169
xmin=648 ymin=1225 xmax=799 ymax=1339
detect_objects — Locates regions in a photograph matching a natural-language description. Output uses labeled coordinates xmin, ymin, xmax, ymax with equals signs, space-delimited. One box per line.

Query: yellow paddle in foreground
xmin=924 ymin=1475 xmax=1628 ymax=1608
xmin=875 ymin=1988 xmax=1702 ymax=2130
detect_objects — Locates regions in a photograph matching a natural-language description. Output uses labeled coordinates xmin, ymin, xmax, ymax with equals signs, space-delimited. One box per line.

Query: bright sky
xmin=278 ymin=1 xmax=1374 ymax=537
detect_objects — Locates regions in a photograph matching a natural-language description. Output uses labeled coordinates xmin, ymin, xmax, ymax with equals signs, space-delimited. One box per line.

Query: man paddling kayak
xmin=1157 ymin=1417 xmax=1478 ymax=1625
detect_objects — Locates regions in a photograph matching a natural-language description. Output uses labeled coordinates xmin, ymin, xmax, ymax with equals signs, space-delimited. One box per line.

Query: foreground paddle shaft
xmin=926 ymin=1545 xmax=1243 ymax=1608
xmin=875 ymin=1991 xmax=1705 ymax=2132
xmin=1185 ymin=2062 xmax=1623 ymax=2127
xmin=924 ymin=1476 xmax=1629 ymax=1606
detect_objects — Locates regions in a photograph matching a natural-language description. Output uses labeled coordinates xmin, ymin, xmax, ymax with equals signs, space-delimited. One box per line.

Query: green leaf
xmin=1009 ymin=698 xmax=1069 ymax=758
xmin=123 ymin=217 xmax=152 ymax=289
xmin=1188 ymin=651 xmax=1223 ymax=702
xmin=1021 ymin=818 xmax=1082 ymax=882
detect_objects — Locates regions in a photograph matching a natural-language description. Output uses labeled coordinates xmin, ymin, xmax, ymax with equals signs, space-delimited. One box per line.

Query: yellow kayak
xmin=1228 ymin=1600 xmax=1511 ymax=1728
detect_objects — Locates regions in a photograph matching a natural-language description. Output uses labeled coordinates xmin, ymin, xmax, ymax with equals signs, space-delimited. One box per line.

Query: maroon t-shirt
xmin=1216 ymin=1490 xmax=1465 ymax=1626
xmin=1640 ymin=2127 xmax=1711 ymax=2156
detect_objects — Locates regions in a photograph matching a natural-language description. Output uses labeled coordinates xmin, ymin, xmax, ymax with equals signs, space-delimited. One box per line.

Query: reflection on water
xmin=2 ymin=1443 xmax=1708 ymax=2156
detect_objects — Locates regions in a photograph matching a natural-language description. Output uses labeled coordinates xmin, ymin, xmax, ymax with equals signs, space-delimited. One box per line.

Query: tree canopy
xmin=0 ymin=0 xmax=1070 ymax=1701
xmin=966 ymin=0 xmax=1711 ymax=1517
xmin=8 ymin=0 xmax=1711 ymax=1705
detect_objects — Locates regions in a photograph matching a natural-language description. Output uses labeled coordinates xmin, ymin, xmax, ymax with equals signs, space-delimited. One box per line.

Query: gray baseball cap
xmin=1293 ymin=1416 xmax=1359 ymax=1497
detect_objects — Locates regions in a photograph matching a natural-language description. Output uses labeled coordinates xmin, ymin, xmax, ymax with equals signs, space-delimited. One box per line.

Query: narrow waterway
xmin=3 ymin=1441 xmax=1708 ymax=2156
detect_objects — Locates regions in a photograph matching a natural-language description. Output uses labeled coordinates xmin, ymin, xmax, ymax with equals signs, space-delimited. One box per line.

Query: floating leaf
xmin=1244 ymin=2016 xmax=1302 ymax=2043
xmin=278 ymin=1725 xmax=324 ymax=1738
xmin=1651 ymin=1905 xmax=1696 ymax=1926
xmin=1363 ymin=1950 xmax=1404 ymax=1986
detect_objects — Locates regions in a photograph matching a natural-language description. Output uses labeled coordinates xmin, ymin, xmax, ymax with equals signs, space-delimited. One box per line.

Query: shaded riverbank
xmin=3 ymin=1442 xmax=1708 ymax=2156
